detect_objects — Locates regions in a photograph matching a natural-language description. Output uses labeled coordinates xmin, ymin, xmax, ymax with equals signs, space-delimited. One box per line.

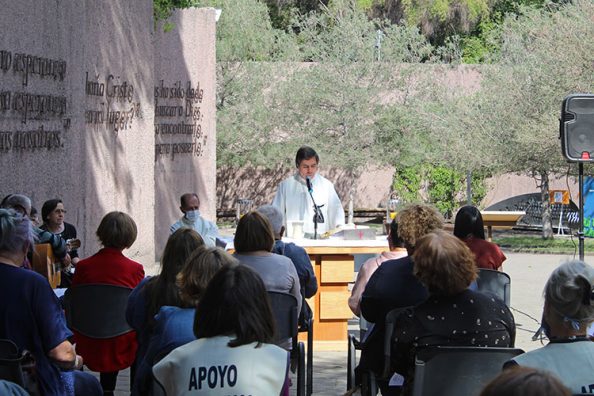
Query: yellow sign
xmin=549 ymin=190 xmax=570 ymax=205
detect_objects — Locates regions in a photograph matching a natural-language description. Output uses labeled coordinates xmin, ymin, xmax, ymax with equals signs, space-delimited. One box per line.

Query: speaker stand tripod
xmin=579 ymin=162 xmax=585 ymax=260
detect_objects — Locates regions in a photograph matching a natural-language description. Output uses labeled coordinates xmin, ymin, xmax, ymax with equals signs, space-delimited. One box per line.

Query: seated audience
xmin=0 ymin=208 xmax=102 ymax=395
xmin=0 ymin=194 xmax=67 ymax=268
xmin=480 ymin=366 xmax=571 ymax=396
xmin=349 ymin=220 xmax=407 ymax=316
xmin=126 ymin=228 xmax=204 ymax=395
xmin=454 ymin=205 xmax=506 ymax=270
xmin=257 ymin=204 xmax=317 ymax=326
xmin=505 ymin=260 xmax=594 ymax=393
xmin=153 ymin=265 xmax=289 ymax=395
xmin=390 ymin=231 xmax=516 ymax=395
xmin=41 ymin=198 xmax=80 ymax=287
xmin=133 ymin=246 xmax=236 ymax=395
xmin=71 ymin=211 xmax=145 ymax=395
xmin=233 ymin=211 xmax=302 ymax=315
xmin=357 ymin=204 xmax=441 ymax=380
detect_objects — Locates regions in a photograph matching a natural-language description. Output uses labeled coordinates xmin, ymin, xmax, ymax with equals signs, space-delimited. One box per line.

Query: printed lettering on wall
xmin=0 ymin=50 xmax=70 ymax=153
xmin=154 ymin=79 xmax=207 ymax=160
xmin=84 ymin=72 xmax=143 ymax=134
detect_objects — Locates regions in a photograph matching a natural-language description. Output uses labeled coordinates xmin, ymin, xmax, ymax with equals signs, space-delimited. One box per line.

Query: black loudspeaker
xmin=560 ymin=94 xmax=594 ymax=162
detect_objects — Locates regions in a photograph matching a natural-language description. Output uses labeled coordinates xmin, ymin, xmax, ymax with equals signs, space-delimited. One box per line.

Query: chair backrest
xmin=63 ymin=284 xmax=133 ymax=338
xmin=267 ymin=292 xmax=299 ymax=343
xmin=476 ymin=269 xmax=511 ymax=307
xmin=0 ymin=339 xmax=25 ymax=387
xmin=381 ymin=306 xmax=411 ymax=378
xmin=412 ymin=346 xmax=524 ymax=396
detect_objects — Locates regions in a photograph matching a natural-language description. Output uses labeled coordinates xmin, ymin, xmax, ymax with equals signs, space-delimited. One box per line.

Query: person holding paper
xmin=272 ymin=146 xmax=345 ymax=238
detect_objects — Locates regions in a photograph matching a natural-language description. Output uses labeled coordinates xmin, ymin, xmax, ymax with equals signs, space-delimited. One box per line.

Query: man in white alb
xmin=272 ymin=146 xmax=345 ymax=238
xmin=170 ymin=193 xmax=219 ymax=247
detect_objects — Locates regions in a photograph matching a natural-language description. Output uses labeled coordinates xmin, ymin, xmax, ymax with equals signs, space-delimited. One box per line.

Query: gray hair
xmin=0 ymin=208 xmax=35 ymax=254
xmin=1 ymin=194 xmax=32 ymax=216
xmin=257 ymin=205 xmax=284 ymax=236
xmin=545 ymin=260 xmax=594 ymax=325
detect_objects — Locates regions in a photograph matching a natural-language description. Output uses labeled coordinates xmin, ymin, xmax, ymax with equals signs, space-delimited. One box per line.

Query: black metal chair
xmin=298 ymin=311 xmax=314 ymax=396
xmin=476 ymin=269 xmax=511 ymax=307
xmin=347 ymin=307 xmax=409 ymax=396
xmin=0 ymin=339 xmax=25 ymax=388
xmin=268 ymin=291 xmax=305 ymax=396
xmin=63 ymin=284 xmax=133 ymax=338
xmin=412 ymin=346 xmax=524 ymax=396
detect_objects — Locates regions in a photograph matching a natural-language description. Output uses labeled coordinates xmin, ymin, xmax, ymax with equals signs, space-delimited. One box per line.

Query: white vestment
xmin=272 ymin=173 xmax=345 ymax=237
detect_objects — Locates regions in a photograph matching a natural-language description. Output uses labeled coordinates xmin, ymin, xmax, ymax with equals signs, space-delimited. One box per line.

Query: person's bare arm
xmin=48 ymin=340 xmax=83 ymax=370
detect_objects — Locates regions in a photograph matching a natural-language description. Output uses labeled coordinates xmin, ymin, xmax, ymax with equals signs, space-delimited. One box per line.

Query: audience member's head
xmin=177 ymin=246 xmax=238 ymax=308
xmin=160 ymin=228 xmax=205 ymax=282
xmin=454 ymin=205 xmax=485 ymax=240
xmin=194 ymin=265 xmax=275 ymax=347
xmin=480 ymin=366 xmax=571 ymax=396
xmin=146 ymin=228 xmax=205 ymax=323
xmin=387 ymin=220 xmax=406 ymax=250
xmin=0 ymin=208 xmax=35 ymax=260
xmin=396 ymin=204 xmax=444 ymax=252
xmin=179 ymin=193 xmax=200 ymax=215
xmin=233 ymin=211 xmax=275 ymax=254
xmin=0 ymin=194 xmax=32 ymax=216
xmin=96 ymin=211 xmax=137 ymax=250
xmin=543 ymin=260 xmax=594 ymax=336
xmin=257 ymin=205 xmax=284 ymax=239
xmin=29 ymin=207 xmax=40 ymax=227
xmin=413 ymin=230 xmax=477 ymax=296
xmin=41 ymin=198 xmax=64 ymax=228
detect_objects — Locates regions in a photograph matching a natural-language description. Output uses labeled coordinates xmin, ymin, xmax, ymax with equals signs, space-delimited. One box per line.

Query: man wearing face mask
xmin=169 ymin=193 xmax=218 ymax=247
xmin=272 ymin=146 xmax=345 ymax=238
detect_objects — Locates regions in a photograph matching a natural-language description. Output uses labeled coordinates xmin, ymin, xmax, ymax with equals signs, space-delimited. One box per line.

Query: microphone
xmin=306 ymin=176 xmax=313 ymax=193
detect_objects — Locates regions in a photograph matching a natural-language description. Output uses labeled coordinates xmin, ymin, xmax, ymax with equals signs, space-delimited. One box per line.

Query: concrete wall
xmin=153 ymin=8 xmax=217 ymax=258
xmin=0 ymin=0 xmax=155 ymax=265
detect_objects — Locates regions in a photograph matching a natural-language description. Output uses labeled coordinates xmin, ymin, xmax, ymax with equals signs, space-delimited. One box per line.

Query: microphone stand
xmin=306 ymin=178 xmax=324 ymax=239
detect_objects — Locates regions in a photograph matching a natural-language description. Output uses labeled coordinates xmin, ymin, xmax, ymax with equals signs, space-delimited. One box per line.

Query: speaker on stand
xmin=559 ymin=93 xmax=594 ymax=260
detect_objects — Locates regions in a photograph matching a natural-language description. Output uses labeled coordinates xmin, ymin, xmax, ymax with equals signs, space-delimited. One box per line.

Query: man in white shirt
xmin=272 ymin=146 xmax=345 ymax=238
xmin=170 ymin=193 xmax=218 ymax=247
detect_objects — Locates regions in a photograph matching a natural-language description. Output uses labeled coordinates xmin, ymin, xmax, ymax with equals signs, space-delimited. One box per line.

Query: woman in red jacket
xmin=71 ymin=211 xmax=145 ymax=395
xmin=454 ymin=205 xmax=507 ymax=271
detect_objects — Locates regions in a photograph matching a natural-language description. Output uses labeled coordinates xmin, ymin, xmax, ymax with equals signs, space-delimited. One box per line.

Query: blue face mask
xmin=185 ymin=209 xmax=200 ymax=221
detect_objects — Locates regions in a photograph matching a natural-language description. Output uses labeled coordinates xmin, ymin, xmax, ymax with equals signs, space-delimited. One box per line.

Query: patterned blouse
xmin=391 ymin=289 xmax=516 ymax=394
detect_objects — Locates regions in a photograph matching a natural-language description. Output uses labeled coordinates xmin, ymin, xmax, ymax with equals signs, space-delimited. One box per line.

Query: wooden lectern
xmin=31 ymin=244 xmax=61 ymax=289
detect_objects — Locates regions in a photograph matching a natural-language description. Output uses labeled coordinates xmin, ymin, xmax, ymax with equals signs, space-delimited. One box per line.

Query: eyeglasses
xmin=53 ymin=209 xmax=67 ymax=214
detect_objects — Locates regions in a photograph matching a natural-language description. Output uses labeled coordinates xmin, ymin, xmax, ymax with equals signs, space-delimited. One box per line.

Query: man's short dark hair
xmin=295 ymin=146 xmax=319 ymax=167
xmin=180 ymin=193 xmax=199 ymax=208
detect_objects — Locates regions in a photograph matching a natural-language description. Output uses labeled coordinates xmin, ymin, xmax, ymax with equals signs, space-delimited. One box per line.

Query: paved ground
xmin=95 ymin=251 xmax=590 ymax=395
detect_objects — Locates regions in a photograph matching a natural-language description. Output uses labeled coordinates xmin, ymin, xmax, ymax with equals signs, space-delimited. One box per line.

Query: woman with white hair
xmin=0 ymin=208 xmax=101 ymax=395
xmin=505 ymin=260 xmax=594 ymax=393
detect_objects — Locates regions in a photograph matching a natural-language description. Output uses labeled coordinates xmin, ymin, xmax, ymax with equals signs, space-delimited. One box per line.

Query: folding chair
xmin=268 ymin=292 xmax=305 ymax=396
xmin=347 ymin=307 xmax=409 ymax=396
xmin=412 ymin=346 xmax=524 ymax=396
xmin=298 ymin=311 xmax=314 ymax=396
xmin=476 ymin=269 xmax=511 ymax=307
xmin=63 ymin=284 xmax=133 ymax=338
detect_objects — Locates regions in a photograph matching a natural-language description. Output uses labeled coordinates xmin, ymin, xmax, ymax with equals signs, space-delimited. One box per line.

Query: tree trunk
xmin=540 ymin=171 xmax=554 ymax=239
